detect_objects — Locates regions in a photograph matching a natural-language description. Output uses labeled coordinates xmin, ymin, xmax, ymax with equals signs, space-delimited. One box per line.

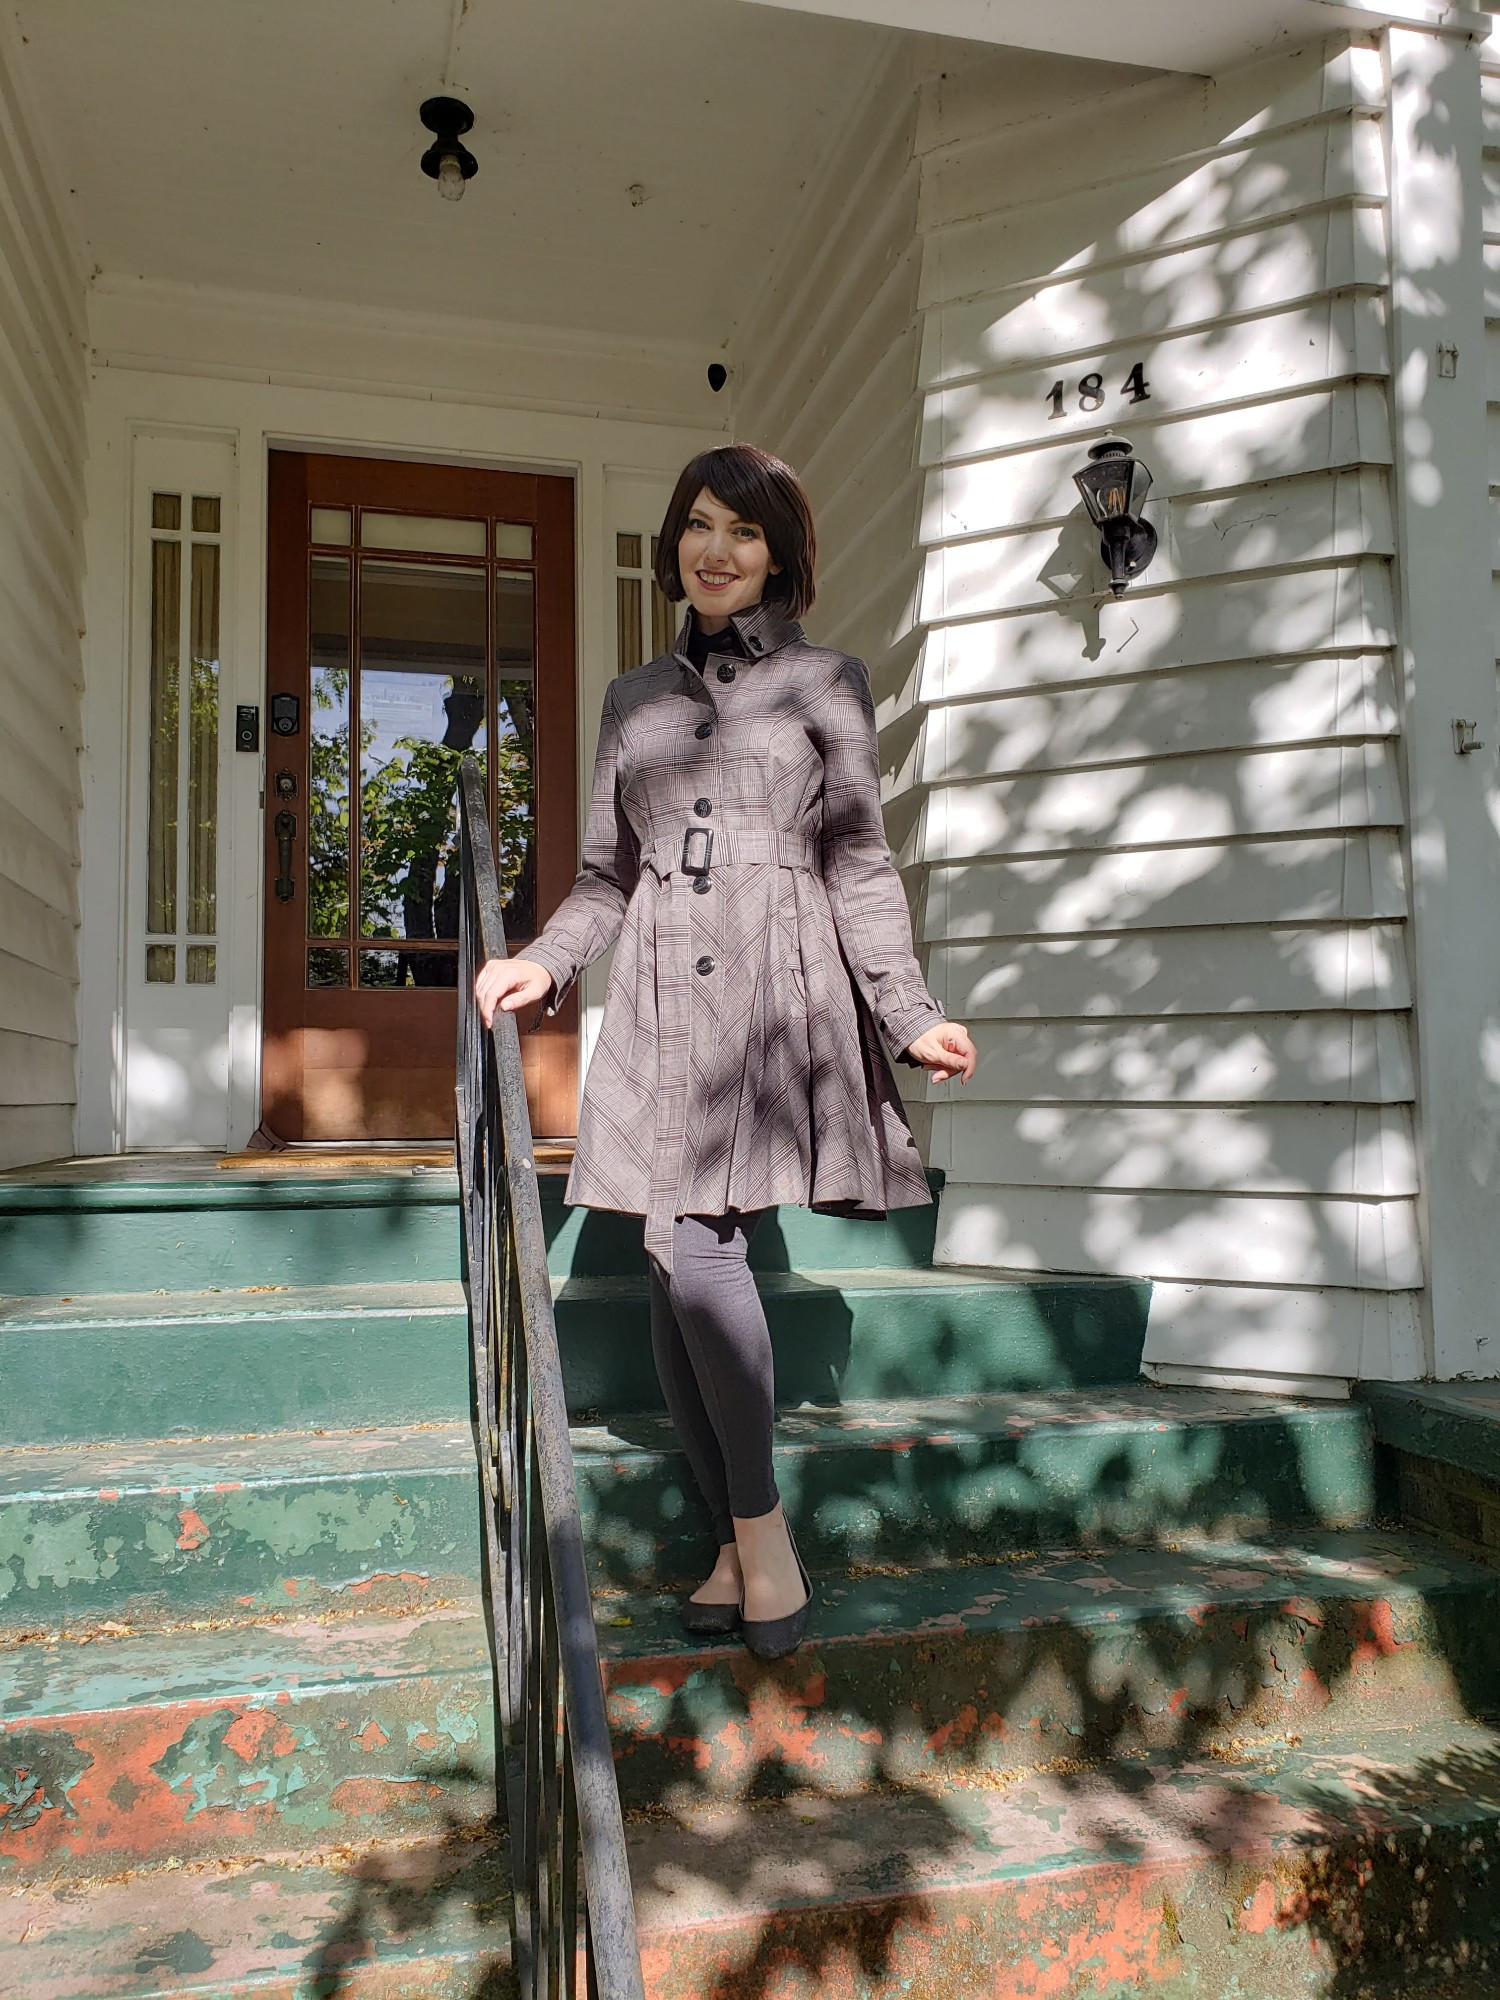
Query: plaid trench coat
xmin=524 ymin=599 xmax=946 ymax=1271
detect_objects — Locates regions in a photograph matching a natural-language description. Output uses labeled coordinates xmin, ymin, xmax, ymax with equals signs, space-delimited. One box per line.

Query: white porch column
xmin=1384 ymin=22 xmax=1500 ymax=1378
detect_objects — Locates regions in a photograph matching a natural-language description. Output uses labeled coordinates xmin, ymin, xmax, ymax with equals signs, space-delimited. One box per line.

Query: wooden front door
xmin=262 ymin=451 xmax=578 ymax=1141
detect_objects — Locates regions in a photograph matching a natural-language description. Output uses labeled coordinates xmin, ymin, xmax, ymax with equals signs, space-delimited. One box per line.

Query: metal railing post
xmin=456 ymin=757 xmax=645 ymax=2000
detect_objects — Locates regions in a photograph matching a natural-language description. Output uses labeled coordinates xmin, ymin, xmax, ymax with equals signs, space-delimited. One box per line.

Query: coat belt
xmin=641 ymin=825 xmax=818 ymax=1275
xmin=642 ymin=827 xmax=819 ymax=880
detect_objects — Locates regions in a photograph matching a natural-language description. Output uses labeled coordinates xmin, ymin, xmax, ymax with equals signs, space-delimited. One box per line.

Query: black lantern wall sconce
xmin=1073 ymin=438 xmax=1158 ymax=598
xmin=420 ymin=97 xmax=478 ymax=201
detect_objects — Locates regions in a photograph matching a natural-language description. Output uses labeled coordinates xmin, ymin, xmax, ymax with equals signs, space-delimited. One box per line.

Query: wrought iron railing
xmin=456 ymin=756 xmax=644 ymax=2000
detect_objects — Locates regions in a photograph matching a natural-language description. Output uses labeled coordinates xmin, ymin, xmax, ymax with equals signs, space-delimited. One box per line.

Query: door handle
xmin=274 ymin=809 xmax=297 ymax=902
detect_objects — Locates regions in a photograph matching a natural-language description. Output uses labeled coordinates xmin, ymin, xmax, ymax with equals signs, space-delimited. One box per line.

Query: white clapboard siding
xmin=921 ymin=296 xmax=1389 ymax=467
xmin=1143 ymin=1281 xmax=1423 ymax=1387
xmin=736 ymin=47 xmax=927 ymax=692
xmin=939 ymin=1101 xmax=1418 ymax=1197
xmin=919 ymin=832 xmax=1407 ymax=940
xmin=934 ymin=1182 xmax=1422 ymax=1291
xmin=920 ymin=213 xmax=1387 ymax=391
xmin=0 ymin=1029 xmax=77 ymax=1107
xmin=931 ymin=923 xmax=1410 ymax=1021
xmin=918 ymin=656 xmax=1399 ymax=783
xmin=922 ymin=563 xmax=1396 ymax=699
xmin=921 ymin=385 xmax=1393 ymax=542
xmin=1485 ymin=37 xmax=1500 ymax=678
xmin=924 ymin=1014 xmax=1415 ymax=1106
xmin=0 ymin=26 xmax=85 ymax=1168
xmin=732 ymin=33 xmax=1418 ymax=1369
xmin=922 ymin=467 xmax=1394 ymax=623
xmin=913 ymin=741 xmax=1403 ymax=867
xmin=920 ymin=114 xmax=1386 ymax=313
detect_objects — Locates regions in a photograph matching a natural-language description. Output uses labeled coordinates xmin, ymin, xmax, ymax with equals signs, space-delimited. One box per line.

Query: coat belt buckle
xmin=681 ymin=825 xmax=714 ymax=877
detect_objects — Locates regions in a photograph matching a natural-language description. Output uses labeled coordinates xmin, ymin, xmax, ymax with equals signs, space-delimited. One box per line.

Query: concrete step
xmin=0 ymin=1426 xmax=482 ymax=1632
xmin=614 ymin=1720 xmax=1500 ymax=1998
xmin=0 ymin=1166 xmax=960 ymax=1294
xmin=1 ymin=1829 xmax=513 ymax=1999
xmin=0 ymin=1267 xmax=1150 ymax=1445
xmin=575 ymin=1386 xmax=1378 ymax=1587
xmin=9 ymin=1721 xmax=1499 ymax=1998
xmin=595 ymin=1529 xmax=1500 ymax=1809
xmin=0 ymin=1607 xmax=494 ymax=1881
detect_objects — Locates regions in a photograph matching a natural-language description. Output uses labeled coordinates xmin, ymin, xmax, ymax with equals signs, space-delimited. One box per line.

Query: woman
xmin=476 ymin=444 xmax=977 ymax=1659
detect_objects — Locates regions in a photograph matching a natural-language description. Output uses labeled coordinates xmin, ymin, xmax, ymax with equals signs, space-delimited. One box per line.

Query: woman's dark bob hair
xmin=655 ymin=444 xmax=817 ymax=620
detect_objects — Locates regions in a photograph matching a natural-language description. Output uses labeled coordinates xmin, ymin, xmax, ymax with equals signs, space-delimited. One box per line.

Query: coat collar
xmin=672 ymin=597 xmax=803 ymax=669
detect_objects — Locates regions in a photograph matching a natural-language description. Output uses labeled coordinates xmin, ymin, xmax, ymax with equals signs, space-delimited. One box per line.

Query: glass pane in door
xmin=357 ymin=560 xmax=487 ymax=981
xmin=308 ymin=555 xmax=352 ymax=945
xmin=494 ymin=570 xmax=537 ymax=939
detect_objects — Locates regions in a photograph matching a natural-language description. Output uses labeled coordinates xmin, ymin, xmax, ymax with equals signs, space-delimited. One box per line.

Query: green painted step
xmin=1 ymin=1831 xmax=513 ymax=1998
xmin=1 ymin=1607 xmax=494 ymax=1880
xmin=1359 ymin=1379 xmax=1500 ymax=1486
xmin=596 ymin=1529 xmax=1500 ymax=1808
xmin=575 ymin=1387 xmax=1379 ymax=1587
xmin=0 ymin=1167 xmax=953 ymax=1295
xmin=613 ymin=1719 xmax=1500 ymax=1998
xmin=0 ymin=1267 xmax=1149 ymax=1445
xmin=12 ymin=1717 xmax=1500 ymax=1999
xmin=0 ymin=1425 xmax=483 ymax=1631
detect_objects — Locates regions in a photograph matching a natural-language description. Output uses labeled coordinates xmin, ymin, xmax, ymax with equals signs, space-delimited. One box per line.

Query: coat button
xmin=716 ymin=662 xmax=736 ymax=682
xmin=695 ymin=955 xmax=715 ymax=974
xmin=694 ymin=797 xmax=712 ymax=817
xmin=747 ymin=635 xmax=764 ymax=653
xmin=695 ymin=721 xmax=713 ymax=739
xmin=692 ymin=876 xmax=711 ymax=895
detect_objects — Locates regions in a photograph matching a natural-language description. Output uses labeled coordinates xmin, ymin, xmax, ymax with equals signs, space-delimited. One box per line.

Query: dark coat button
xmin=694 ymin=797 xmax=712 ymax=817
xmin=695 ymin=721 xmax=713 ymax=739
xmin=716 ymin=662 xmax=736 ymax=682
xmin=695 ymin=955 xmax=715 ymax=974
xmin=692 ymin=876 xmax=711 ymax=894
xmin=747 ymin=635 xmax=764 ymax=653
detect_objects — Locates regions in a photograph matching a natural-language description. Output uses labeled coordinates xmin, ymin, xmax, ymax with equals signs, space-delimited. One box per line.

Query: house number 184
xmin=1047 ymin=363 xmax=1151 ymax=419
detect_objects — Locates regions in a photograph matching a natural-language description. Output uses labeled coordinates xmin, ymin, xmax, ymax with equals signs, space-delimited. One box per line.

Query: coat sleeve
xmin=523 ymin=681 xmax=639 ymax=1012
xmin=819 ymin=656 xmax=946 ymax=1063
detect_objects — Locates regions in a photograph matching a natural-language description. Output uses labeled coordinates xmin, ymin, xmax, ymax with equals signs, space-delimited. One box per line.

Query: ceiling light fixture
xmin=419 ymin=96 xmax=478 ymax=201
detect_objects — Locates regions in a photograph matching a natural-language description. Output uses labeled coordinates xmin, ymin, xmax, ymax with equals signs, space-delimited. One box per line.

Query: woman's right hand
xmin=475 ymin=957 xmax=554 ymax=1028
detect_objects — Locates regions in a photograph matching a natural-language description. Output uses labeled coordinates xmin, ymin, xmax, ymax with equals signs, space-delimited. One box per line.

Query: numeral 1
xmin=1046 ymin=380 xmax=1066 ymax=420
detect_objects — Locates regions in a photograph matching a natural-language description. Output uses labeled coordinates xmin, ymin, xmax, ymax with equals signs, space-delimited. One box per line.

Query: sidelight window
xmin=144 ymin=490 xmax=221 ymax=983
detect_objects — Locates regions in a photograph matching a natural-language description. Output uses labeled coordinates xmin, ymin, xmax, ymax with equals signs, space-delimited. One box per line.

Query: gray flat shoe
xmin=741 ymin=1533 xmax=812 ymax=1661
xmin=680 ymin=1594 xmax=742 ymax=1637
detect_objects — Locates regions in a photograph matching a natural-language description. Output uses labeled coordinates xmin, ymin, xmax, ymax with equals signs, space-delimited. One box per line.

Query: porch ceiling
xmin=738 ymin=0 xmax=1490 ymax=74
xmin=9 ymin=0 xmax=951 ymax=351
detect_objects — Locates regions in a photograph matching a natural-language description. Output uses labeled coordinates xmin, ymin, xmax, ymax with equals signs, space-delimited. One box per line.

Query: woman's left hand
xmin=906 ymin=1022 xmax=977 ymax=1084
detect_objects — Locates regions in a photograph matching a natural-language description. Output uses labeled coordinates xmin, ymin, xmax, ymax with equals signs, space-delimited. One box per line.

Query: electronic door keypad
xmin=270 ymin=692 xmax=300 ymax=736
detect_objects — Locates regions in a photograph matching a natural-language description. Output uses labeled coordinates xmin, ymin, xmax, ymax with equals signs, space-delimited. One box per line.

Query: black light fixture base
xmin=419 ymin=96 xmax=478 ymax=184
xmin=1099 ymin=517 xmax=1158 ymax=598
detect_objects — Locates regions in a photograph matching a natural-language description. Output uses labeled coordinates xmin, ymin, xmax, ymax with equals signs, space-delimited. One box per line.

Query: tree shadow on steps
xmin=300 ymin=1762 xmax=511 ymax=2000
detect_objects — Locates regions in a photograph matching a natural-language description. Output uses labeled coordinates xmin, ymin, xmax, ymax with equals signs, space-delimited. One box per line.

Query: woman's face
xmin=677 ymin=487 xmax=781 ymax=627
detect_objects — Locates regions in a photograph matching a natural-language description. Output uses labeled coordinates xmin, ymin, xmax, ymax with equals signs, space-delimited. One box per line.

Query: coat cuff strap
xmin=519 ymin=939 xmax=575 ymax=1016
xmin=881 ymin=995 xmax=946 ymax=1066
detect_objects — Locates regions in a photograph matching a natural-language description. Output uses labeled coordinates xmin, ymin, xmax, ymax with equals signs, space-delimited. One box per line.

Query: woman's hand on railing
xmin=905 ymin=1021 xmax=978 ymax=1084
xmin=475 ymin=957 xmax=554 ymax=1028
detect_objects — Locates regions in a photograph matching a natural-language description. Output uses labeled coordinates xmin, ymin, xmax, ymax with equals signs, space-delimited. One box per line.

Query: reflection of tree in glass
xmin=309 ymin=662 xmax=351 ymax=940
xmin=358 ymin=676 xmax=533 ymax=986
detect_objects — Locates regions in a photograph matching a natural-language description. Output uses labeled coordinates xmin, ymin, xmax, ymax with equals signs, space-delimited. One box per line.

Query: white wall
xmin=912 ymin=39 xmax=1426 ymax=1389
xmin=75 ymin=290 xmax=723 ymax=1152
xmin=0 ymin=22 xmax=88 ymax=1171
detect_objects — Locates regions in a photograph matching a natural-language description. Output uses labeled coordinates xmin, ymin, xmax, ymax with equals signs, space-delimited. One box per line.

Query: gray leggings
xmin=648 ymin=1211 xmax=778 ymax=1545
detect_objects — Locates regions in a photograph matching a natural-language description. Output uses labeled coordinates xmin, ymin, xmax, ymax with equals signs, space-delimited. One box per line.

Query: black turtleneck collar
xmin=683 ymin=612 xmax=746 ymax=674
xmin=673 ymin=597 xmax=802 ymax=675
